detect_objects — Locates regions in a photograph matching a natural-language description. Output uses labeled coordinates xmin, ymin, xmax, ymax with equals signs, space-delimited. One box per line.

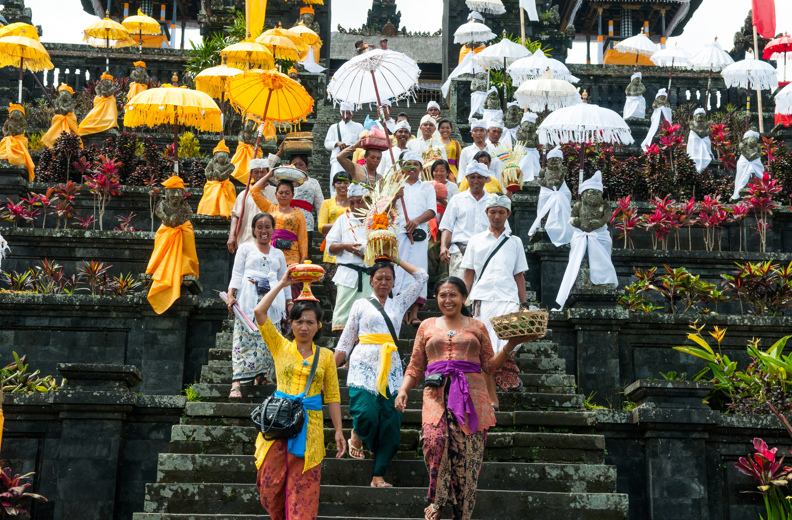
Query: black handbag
xmin=254 ymin=279 xmax=271 ymax=296
xmin=251 ymin=346 xmax=321 ymax=440
xmin=411 ymin=229 xmax=428 ymax=242
xmin=274 ymin=238 xmax=293 ymax=250
xmin=425 ymin=373 xmax=446 ymax=387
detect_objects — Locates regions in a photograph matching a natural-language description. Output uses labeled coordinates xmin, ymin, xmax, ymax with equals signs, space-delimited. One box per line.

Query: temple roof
xmin=559 ymin=0 xmax=704 ymax=41
xmin=79 ymin=0 xmax=202 ymax=25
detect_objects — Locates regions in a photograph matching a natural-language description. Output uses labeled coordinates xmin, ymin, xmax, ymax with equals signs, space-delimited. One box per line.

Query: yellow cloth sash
xmin=78 ymin=95 xmax=119 ymax=136
xmin=0 ymin=135 xmax=35 ymax=181
xmin=458 ymin=45 xmax=485 ymax=65
xmin=42 ymin=113 xmax=82 ymax=149
xmin=127 ymin=82 xmax=148 ymax=101
xmin=359 ymin=333 xmax=398 ymax=399
xmin=146 ymin=222 xmax=200 ymax=314
xmin=231 ymin=142 xmax=263 ymax=184
xmin=459 ymin=176 xmax=504 ymax=194
xmin=197 ymin=179 xmax=237 ymax=217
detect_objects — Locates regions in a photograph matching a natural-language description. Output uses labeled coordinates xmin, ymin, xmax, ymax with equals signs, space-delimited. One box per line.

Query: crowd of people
xmin=223 ymin=101 xmax=535 ymax=520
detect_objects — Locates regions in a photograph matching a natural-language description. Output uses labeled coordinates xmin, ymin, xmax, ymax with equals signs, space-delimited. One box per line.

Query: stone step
xmin=135 ymin=515 xmax=423 ymax=520
xmin=141 ymin=484 xmax=628 ymax=518
xmin=190 ymin=372 xmax=576 ymax=403
xmin=168 ymin=424 xmax=606 ymax=464
xmin=153 ymin=454 xmax=618 ymax=493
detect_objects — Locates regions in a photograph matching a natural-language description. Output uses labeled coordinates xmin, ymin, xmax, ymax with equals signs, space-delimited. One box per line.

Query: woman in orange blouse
xmin=253 ymin=267 xmax=346 ymax=520
xmin=251 ymin=172 xmax=308 ymax=299
xmin=396 ymin=277 xmax=530 ymax=520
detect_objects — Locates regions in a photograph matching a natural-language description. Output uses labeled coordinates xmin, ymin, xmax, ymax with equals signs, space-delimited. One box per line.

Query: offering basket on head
xmin=490 ymin=308 xmax=548 ymax=341
xmin=282 ymin=132 xmax=314 ymax=157
xmin=290 ymin=261 xmax=325 ymax=301
xmin=272 ymin=165 xmax=308 ymax=186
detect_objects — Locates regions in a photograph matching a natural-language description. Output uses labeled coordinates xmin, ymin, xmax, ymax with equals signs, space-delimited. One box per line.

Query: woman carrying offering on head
xmin=395 ymin=277 xmax=533 ymax=520
xmin=225 ymin=213 xmax=292 ymax=398
xmin=288 ymin=152 xmax=325 ymax=232
xmin=251 ymin=170 xmax=308 ymax=300
xmin=252 ymin=267 xmax=346 ymax=520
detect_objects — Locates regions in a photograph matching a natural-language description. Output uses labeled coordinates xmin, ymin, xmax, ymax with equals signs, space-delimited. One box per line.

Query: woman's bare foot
xmin=424 ymin=504 xmax=442 ymax=520
xmin=253 ymin=374 xmax=266 ymax=386
xmin=371 ymin=476 xmax=393 ymax=487
xmin=229 ymin=384 xmax=242 ymax=398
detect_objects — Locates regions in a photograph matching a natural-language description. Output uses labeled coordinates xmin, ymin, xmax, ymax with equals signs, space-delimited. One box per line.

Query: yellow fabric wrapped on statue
xmin=78 ymin=73 xmax=119 ymax=136
xmin=0 ymin=104 xmax=34 ymax=181
xmin=43 ymin=85 xmax=82 ymax=148
xmin=231 ymin=142 xmax=263 ymax=184
xmin=146 ymin=176 xmax=200 ymax=314
xmin=198 ymin=140 xmax=237 ymax=217
xmin=127 ymin=82 xmax=148 ymax=101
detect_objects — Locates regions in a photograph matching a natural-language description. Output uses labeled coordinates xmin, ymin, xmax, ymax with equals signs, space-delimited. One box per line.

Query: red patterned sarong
xmin=257 ymin=438 xmax=321 ymax=520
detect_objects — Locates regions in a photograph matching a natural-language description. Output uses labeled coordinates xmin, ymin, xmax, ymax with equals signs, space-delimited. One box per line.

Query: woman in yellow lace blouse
xmin=253 ymin=267 xmax=346 ymax=520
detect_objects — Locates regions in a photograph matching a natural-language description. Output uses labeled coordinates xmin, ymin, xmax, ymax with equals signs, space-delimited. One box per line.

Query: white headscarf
xmin=521 ymin=112 xmax=538 ymax=124
xmin=470 ymin=119 xmax=488 ymax=130
xmin=249 ymin=158 xmax=267 ymax=169
xmin=744 ymin=130 xmax=760 ymax=139
xmin=348 ymin=184 xmax=365 ymax=197
xmin=465 ymin=161 xmax=491 ymax=179
xmin=394 ymin=119 xmax=411 ymax=134
xmin=469 ymin=10 xmax=484 ymax=22
xmin=694 ymin=108 xmax=706 ymax=116
xmin=485 ymin=193 xmax=511 ymax=211
xmin=631 ymin=72 xmax=642 ymax=81
xmin=401 ymin=151 xmax=423 ymax=164
xmin=655 ymin=89 xmax=668 ymax=99
xmin=547 ymin=146 xmax=563 ymax=159
xmin=420 ymin=114 xmax=437 ymax=128
xmin=580 ymin=170 xmax=604 ymax=194
xmin=427 ymin=101 xmax=441 ymax=112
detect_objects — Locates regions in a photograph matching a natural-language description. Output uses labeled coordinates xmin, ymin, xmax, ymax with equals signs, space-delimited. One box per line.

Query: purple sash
xmin=425 ymin=360 xmax=481 ymax=432
xmin=271 ymin=228 xmax=298 ymax=247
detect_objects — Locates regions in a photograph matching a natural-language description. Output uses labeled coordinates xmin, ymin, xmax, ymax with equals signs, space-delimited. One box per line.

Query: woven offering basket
xmin=490 ymin=309 xmax=548 ymax=341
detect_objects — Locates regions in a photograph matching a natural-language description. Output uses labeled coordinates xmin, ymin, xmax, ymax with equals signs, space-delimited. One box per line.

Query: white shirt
xmin=461 ymin=229 xmax=528 ymax=303
xmin=231 ymin=186 xmax=276 ymax=246
xmin=396 ymin=180 xmax=436 ymax=233
xmin=325 ymin=119 xmax=364 ymax=194
xmin=439 ymin=189 xmax=511 ymax=254
xmin=378 ymin=145 xmax=407 ymax=178
xmin=325 ymin=211 xmax=367 ymax=289
xmin=406 ymin=134 xmax=447 ymax=159
xmin=458 ymin=142 xmax=503 ymax=181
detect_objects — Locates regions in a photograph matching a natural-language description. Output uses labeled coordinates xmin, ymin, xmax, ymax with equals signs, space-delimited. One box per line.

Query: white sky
xmin=18 ymin=0 xmax=792 ymax=65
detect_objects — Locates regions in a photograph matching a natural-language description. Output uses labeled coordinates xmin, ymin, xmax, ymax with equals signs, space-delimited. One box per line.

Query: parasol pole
xmin=752 ymin=29 xmax=765 ymax=134
xmin=667 ymin=57 xmax=675 ymax=92
xmin=17 ymin=57 xmax=22 ymax=104
xmin=745 ymin=78 xmax=752 ymax=132
xmin=503 ymin=56 xmax=508 ymax=112
xmin=578 ymin=90 xmax=589 ymax=186
xmin=220 ymin=90 xmax=225 ymax=140
xmin=705 ymin=68 xmax=713 ymax=111
xmin=139 ymin=28 xmax=143 ymax=58
xmin=369 ymin=69 xmax=413 ymax=244
xmin=633 ymin=52 xmax=639 ymax=73
xmin=519 ymin=7 xmax=526 ymax=46
xmin=234 ymin=88 xmax=273 ymax=239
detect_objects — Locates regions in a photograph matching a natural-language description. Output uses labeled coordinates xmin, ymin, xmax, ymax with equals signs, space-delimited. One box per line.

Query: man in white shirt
xmin=459 ymin=120 xmax=504 ymax=180
xmin=379 ymin=119 xmax=411 ymax=177
xmin=440 ymin=161 xmax=510 ymax=278
xmin=227 ymin=155 xmax=279 ymax=253
xmin=486 ymin=120 xmax=505 ymax=151
xmin=394 ymin=151 xmax=437 ymax=324
xmin=325 ymin=102 xmax=364 ymax=196
xmin=326 ymin=185 xmax=372 ymax=331
xmin=461 ymin=193 xmax=528 ymax=409
xmin=407 ymin=115 xmax=446 ymax=160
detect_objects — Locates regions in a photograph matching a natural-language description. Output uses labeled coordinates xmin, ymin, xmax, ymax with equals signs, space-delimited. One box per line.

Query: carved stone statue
xmin=739 ymin=128 xmax=762 ymax=162
xmin=571 ymin=188 xmax=613 ymax=233
xmin=516 ymin=118 xmax=539 ymax=148
xmin=238 ymin=118 xmax=258 ymax=147
xmin=471 ymin=71 xmax=488 ymax=92
xmin=288 ymin=68 xmax=301 ymax=83
xmin=504 ymin=105 xmax=522 ymax=129
xmin=155 ymin=184 xmax=193 ymax=228
xmin=537 ymin=155 xmax=566 ymax=191
xmin=547 ymin=4 xmax=561 ymax=25
xmin=54 ymin=87 xmax=76 ymax=116
xmin=653 ymin=92 xmax=670 ymax=110
xmin=293 ymin=6 xmax=320 ymax=35
xmin=3 ymin=107 xmax=27 ymax=137
xmin=690 ymin=110 xmax=710 ymax=139
xmin=204 ymin=148 xmax=234 ymax=182
xmin=625 ymin=76 xmax=646 ymax=97
xmin=483 ymin=90 xmax=500 ymax=110
xmin=130 ymin=63 xmax=149 ymax=85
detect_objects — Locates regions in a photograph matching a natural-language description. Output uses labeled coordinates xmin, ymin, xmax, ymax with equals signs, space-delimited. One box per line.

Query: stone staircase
xmin=132 ymin=277 xmax=629 ymax=519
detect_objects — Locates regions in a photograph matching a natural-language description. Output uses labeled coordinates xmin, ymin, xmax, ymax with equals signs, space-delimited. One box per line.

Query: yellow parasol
xmin=255 ymin=33 xmax=301 ymax=63
xmin=194 ymin=59 xmax=243 ymax=139
xmin=261 ymin=24 xmax=308 ymax=55
xmin=0 ymin=35 xmax=54 ymax=103
xmin=124 ymin=80 xmax=221 ymax=172
xmin=0 ymin=22 xmax=39 ymax=40
xmin=221 ymin=40 xmax=274 ymax=70
xmin=122 ymin=9 xmax=162 ymax=57
xmin=83 ymin=11 xmax=133 ymax=71
xmin=226 ymin=69 xmax=313 ymax=237
xmin=291 ymin=22 xmax=321 ymax=46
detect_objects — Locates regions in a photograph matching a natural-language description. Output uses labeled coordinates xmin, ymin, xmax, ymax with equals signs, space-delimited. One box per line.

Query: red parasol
xmin=764 ymin=34 xmax=792 ymax=86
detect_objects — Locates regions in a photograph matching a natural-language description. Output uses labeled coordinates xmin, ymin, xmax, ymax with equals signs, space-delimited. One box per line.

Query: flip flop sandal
xmin=371 ymin=481 xmax=393 ymax=487
xmin=348 ymin=438 xmax=365 ymax=459
xmin=229 ymin=387 xmax=242 ymax=398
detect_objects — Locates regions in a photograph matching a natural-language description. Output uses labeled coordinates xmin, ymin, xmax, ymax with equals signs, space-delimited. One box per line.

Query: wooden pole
xmin=519 ymin=7 xmax=526 ymax=46
xmin=753 ymin=26 xmax=765 ymax=134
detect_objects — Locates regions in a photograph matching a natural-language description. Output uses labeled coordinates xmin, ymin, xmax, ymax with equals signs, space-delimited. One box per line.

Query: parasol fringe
xmin=0 ymin=56 xmax=53 ymax=72
xmin=539 ymin=127 xmax=634 ymax=146
xmin=124 ymin=109 xmax=223 ymax=132
xmin=465 ymin=0 xmax=506 ymax=14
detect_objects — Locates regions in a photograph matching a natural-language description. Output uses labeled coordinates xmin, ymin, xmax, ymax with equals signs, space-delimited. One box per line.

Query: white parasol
xmin=721 ymin=52 xmax=778 ymax=91
xmin=538 ymin=92 xmax=634 ymax=184
xmin=688 ymin=37 xmax=735 ymax=108
xmin=474 ymin=37 xmax=532 ymax=70
xmin=615 ymin=33 xmax=657 ymax=71
xmin=466 ymin=0 xmax=506 ymax=15
xmin=507 ymin=52 xmax=579 ymax=85
xmin=514 ymin=70 xmax=581 ymax=112
xmin=650 ymin=43 xmax=692 ymax=91
xmin=775 ymin=82 xmax=792 ymax=114
xmin=454 ymin=20 xmax=497 ymax=45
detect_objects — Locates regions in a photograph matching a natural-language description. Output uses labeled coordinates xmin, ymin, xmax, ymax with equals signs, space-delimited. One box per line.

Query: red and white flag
xmin=752 ymin=0 xmax=776 ymax=39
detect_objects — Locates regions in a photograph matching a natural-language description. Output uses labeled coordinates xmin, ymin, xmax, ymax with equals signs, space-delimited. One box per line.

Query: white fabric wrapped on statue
xmin=299 ymin=47 xmax=326 ymax=73
xmin=641 ymin=106 xmax=673 ymax=150
xmin=483 ymin=108 xmax=504 ymax=127
xmin=623 ymin=95 xmax=646 ymax=120
xmin=687 ymin=130 xmax=713 ymax=173
xmin=469 ymin=90 xmax=489 ymax=121
xmin=732 ymin=156 xmax=765 ymax=199
xmin=528 ymin=182 xmax=573 ymax=246
xmin=0 ymin=232 xmax=8 ymax=270
xmin=442 ymin=50 xmax=484 ymax=98
xmin=554 ymin=225 xmax=618 ymax=310
xmin=520 ymin=148 xmax=541 ymax=182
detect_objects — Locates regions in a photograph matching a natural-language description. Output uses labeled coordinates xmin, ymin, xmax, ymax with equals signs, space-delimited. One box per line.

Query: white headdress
xmin=655 ymin=88 xmax=668 ymax=99
xmin=631 ymin=72 xmax=642 ymax=81
xmin=487 ymin=119 xmax=503 ymax=129
xmin=694 ymin=108 xmax=706 ymax=116
xmin=401 ymin=151 xmax=423 ymax=164
xmin=521 ymin=112 xmax=538 ymax=124
xmin=465 ymin=161 xmax=491 ymax=178
xmin=394 ymin=120 xmax=411 ymax=134
xmin=547 ymin=146 xmax=563 ymax=159
xmin=340 ymin=102 xmax=355 ymax=113
xmin=485 ymin=193 xmax=511 ymax=211
xmin=470 ymin=119 xmax=488 ymax=130
xmin=469 ymin=11 xmax=484 ymax=22
xmin=427 ymin=101 xmax=441 ymax=112
xmin=348 ymin=184 xmax=366 ymax=197
xmin=249 ymin=158 xmax=267 ymax=169
xmin=420 ymin=114 xmax=437 ymax=128
xmin=580 ymin=170 xmax=604 ymax=194
xmin=744 ymin=130 xmax=760 ymax=139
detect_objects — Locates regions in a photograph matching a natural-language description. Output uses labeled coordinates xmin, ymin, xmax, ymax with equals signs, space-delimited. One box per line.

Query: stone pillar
xmin=625 ymin=380 xmax=718 ymax=520
xmin=52 ymin=363 xmax=142 ymax=520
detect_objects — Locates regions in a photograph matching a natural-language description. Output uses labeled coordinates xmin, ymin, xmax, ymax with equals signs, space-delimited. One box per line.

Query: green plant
xmin=583 ymin=391 xmax=608 ymax=410
xmin=722 ymin=261 xmax=792 ymax=316
xmin=185 ymin=33 xmax=228 ymax=78
xmin=178 ymin=131 xmax=205 ymax=159
xmin=0 ymin=462 xmax=47 ymax=518
xmin=27 ymin=130 xmax=45 ymax=153
xmin=182 ymin=383 xmax=202 ymax=402
xmin=76 ymin=260 xmax=112 ymax=296
xmin=658 ymin=368 xmax=710 ymax=381
xmin=734 ymin=438 xmax=792 ymax=520
xmin=0 ymin=352 xmax=60 ymax=393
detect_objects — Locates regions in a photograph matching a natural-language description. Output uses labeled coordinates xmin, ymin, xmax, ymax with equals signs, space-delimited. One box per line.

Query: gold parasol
xmin=291 ymin=22 xmax=321 ymax=46
xmin=83 ymin=11 xmax=134 ymax=71
xmin=122 ymin=9 xmax=162 ymax=57
xmin=0 ymin=35 xmax=54 ymax=103
xmin=255 ymin=33 xmax=301 ymax=63
xmin=194 ymin=59 xmax=243 ymax=139
xmin=260 ymin=23 xmax=308 ymax=57
xmin=0 ymin=22 xmax=39 ymax=40
xmin=124 ymin=81 xmax=221 ymax=172
xmin=221 ymin=40 xmax=274 ymax=70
